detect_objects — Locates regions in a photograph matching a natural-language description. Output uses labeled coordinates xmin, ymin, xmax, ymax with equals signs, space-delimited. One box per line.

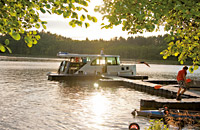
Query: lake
xmin=0 ymin=56 xmax=200 ymax=130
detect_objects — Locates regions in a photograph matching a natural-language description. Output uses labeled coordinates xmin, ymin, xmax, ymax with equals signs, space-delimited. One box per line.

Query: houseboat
xmin=47 ymin=52 xmax=146 ymax=81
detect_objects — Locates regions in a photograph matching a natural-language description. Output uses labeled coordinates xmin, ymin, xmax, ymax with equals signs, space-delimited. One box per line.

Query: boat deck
xmin=48 ymin=73 xmax=102 ymax=81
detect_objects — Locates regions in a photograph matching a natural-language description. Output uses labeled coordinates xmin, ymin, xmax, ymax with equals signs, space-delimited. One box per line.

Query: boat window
xmin=70 ymin=58 xmax=75 ymax=62
xmin=116 ymin=57 xmax=120 ymax=65
xmin=107 ymin=57 xmax=120 ymax=65
xmin=82 ymin=57 xmax=87 ymax=63
xmin=65 ymin=58 xmax=70 ymax=62
xmin=70 ymin=57 xmax=83 ymax=63
xmin=58 ymin=61 xmax=67 ymax=73
xmin=87 ymin=57 xmax=90 ymax=62
xmin=91 ymin=57 xmax=105 ymax=66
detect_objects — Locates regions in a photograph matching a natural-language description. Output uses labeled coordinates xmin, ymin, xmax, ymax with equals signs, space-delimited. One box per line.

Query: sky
xmin=39 ymin=1 xmax=167 ymax=41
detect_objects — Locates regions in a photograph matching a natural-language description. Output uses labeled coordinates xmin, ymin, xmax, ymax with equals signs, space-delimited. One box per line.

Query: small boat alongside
xmin=132 ymin=108 xmax=200 ymax=119
xmin=47 ymin=52 xmax=146 ymax=81
xmin=132 ymin=108 xmax=200 ymax=128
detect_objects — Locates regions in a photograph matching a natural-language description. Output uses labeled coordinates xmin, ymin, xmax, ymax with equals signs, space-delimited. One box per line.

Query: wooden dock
xmin=99 ymin=76 xmax=200 ymax=111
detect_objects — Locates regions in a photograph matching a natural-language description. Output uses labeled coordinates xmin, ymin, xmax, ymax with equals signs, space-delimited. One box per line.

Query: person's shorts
xmin=177 ymin=80 xmax=188 ymax=89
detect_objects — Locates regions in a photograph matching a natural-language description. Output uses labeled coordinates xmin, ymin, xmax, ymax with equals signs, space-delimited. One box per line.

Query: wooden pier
xmin=99 ymin=76 xmax=200 ymax=111
xmin=140 ymin=98 xmax=200 ymax=111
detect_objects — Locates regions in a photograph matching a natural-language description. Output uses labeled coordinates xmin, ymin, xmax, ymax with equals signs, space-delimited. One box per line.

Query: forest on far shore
xmin=0 ymin=30 xmax=180 ymax=63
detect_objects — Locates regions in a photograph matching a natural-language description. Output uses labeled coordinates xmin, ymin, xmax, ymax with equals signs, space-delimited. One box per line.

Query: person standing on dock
xmin=176 ymin=66 xmax=188 ymax=100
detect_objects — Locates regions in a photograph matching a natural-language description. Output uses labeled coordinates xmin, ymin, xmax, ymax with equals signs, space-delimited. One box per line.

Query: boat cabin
xmin=57 ymin=52 xmax=136 ymax=76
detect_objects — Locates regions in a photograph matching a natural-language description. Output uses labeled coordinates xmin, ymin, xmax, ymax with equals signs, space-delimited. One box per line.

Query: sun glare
xmin=91 ymin=93 xmax=108 ymax=115
xmin=93 ymin=83 xmax=99 ymax=88
xmin=90 ymin=92 xmax=110 ymax=125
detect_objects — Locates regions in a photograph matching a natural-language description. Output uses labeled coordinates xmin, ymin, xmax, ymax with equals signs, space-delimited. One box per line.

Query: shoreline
xmin=0 ymin=55 xmax=63 ymax=62
xmin=0 ymin=54 xmax=184 ymax=65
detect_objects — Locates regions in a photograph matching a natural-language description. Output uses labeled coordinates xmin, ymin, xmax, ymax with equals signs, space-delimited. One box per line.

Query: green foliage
xmin=0 ymin=0 xmax=96 ymax=53
xmin=145 ymin=119 xmax=168 ymax=130
xmin=0 ymin=31 xmax=170 ymax=62
xmin=96 ymin=0 xmax=200 ymax=67
xmin=0 ymin=39 xmax=12 ymax=53
xmin=189 ymin=65 xmax=199 ymax=73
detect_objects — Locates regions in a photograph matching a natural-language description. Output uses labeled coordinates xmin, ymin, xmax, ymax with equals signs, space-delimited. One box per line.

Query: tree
xmin=0 ymin=0 xmax=97 ymax=53
xmin=95 ymin=0 xmax=200 ymax=72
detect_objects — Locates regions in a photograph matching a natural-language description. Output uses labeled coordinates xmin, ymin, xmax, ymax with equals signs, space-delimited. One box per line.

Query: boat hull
xmin=134 ymin=109 xmax=200 ymax=120
xmin=136 ymin=110 xmax=164 ymax=119
xmin=47 ymin=73 xmax=103 ymax=81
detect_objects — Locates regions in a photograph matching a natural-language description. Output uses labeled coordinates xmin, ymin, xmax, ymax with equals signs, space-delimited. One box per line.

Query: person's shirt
xmin=177 ymin=69 xmax=187 ymax=81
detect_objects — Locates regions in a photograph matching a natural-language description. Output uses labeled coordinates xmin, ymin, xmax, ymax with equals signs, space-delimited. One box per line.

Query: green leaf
xmin=57 ymin=9 xmax=63 ymax=15
xmin=189 ymin=66 xmax=194 ymax=73
xmin=194 ymin=65 xmax=199 ymax=70
xmin=163 ymin=55 xmax=168 ymax=59
xmin=69 ymin=21 xmax=76 ymax=27
xmin=64 ymin=11 xmax=71 ymax=18
xmin=46 ymin=4 xmax=51 ymax=9
xmin=24 ymin=36 xmax=32 ymax=44
xmin=76 ymin=7 xmax=82 ymax=11
xmin=80 ymin=15 xmax=85 ymax=21
xmin=164 ymin=35 xmax=171 ymax=42
xmin=5 ymin=39 xmax=9 ymax=45
xmin=76 ymin=21 xmax=82 ymax=26
xmin=47 ymin=10 xmax=52 ymax=14
xmin=81 ymin=1 xmax=88 ymax=6
xmin=41 ymin=21 xmax=47 ymax=24
xmin=194 ymin=36 xmax=199 ymax=40
xmin=33 ymin=31 xmax=37 ymax=35
xmin=27 ymin=43 xmax=33 ymax=47
xmin=85 ymin=22 xmax=90 ymax=28
xmin=0 ymin=44 xmax=6 ymax=52
xmin=42 ymin=24 xmax=47 ymax=29
xmin=10 ymin=31 xmax=21 ymax=41
xmin=87 ymin=15 xmax=92 ymax=20
xmin=33 ymin=39 xmax=37 ymax=44
xmin=19 ymin=29 xmax=25 ymax=34
xmin=72 ymin=12 xmax=78 ymax=19
xmin=180 ymin=60 xmax=184 ymax=64
xmin=35 ymin=23 xmax=40 ymax=29
xmin=82 ymin=8 xmax=88 ymax=12
xmin=92 ymin=17 xmax=97 ymax=22
xmin=35 ymin=35 xmax=41 ymax=40
xmin=72 ymin=22 xmax=76 ymax=27
xmin=29 ymin=9 xmax=35 ymax=14
xmin=40 ymin=8 xmax=46 ymax=13
xmin=174 ymin=52 xmax=179 ymax=56
xmin=5 ymin=46 xmax=12 ymax=53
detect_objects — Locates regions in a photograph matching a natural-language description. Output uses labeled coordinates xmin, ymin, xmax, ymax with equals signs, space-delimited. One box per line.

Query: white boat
xmin=48 ymin=52 xmax=147 ymax=80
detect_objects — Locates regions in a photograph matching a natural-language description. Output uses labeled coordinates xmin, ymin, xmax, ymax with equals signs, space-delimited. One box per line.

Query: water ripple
xmin=2 ymin=60 xmax=197 ymax=129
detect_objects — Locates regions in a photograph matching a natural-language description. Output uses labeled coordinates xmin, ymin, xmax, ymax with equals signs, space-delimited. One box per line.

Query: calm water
xmin=0 ymin=57 xmax=200 ymax=130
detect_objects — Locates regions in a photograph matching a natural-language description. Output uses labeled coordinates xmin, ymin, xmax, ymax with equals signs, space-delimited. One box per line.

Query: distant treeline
xmin=0 ymin=31 xmax=172 ymax=61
